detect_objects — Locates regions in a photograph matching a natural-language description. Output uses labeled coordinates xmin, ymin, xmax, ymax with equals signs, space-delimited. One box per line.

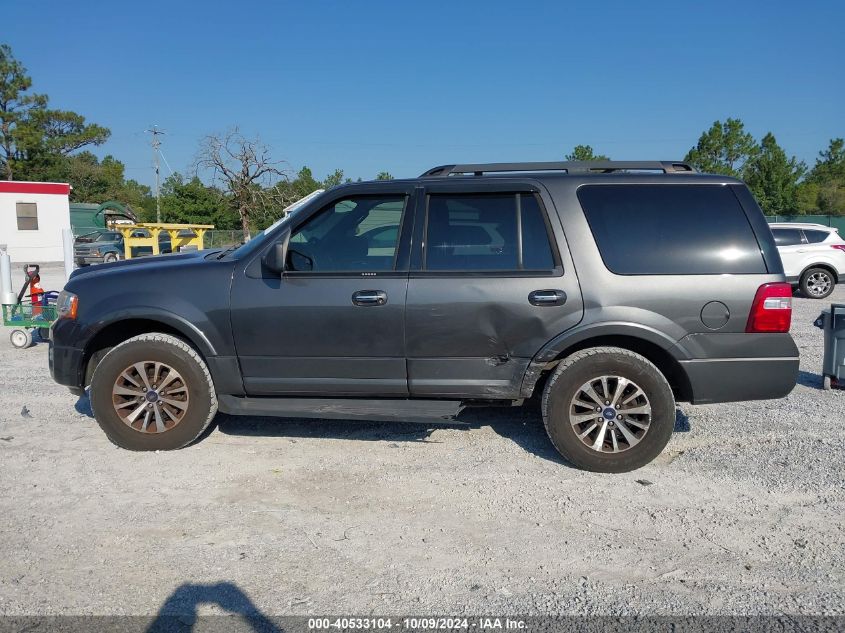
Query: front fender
xmin=89 ymin=303 xmax=219 ymax=358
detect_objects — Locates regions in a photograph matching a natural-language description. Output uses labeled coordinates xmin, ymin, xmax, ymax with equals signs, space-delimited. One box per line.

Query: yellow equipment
xmin=115 ymin=223 xmax=214 ymax=260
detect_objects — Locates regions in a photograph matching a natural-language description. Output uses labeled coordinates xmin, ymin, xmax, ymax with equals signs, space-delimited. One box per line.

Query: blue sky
xmin=6 ymin=0 xmax=844 ymax=187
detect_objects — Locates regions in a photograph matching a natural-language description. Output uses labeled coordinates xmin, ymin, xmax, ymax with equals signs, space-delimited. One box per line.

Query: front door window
xmin=288 ymin=196 xmax=406 ymax=272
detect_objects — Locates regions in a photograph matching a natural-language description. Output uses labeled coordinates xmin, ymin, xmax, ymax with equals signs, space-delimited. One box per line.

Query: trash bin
xmin=814 ymin=303 xmax=845 ymax=390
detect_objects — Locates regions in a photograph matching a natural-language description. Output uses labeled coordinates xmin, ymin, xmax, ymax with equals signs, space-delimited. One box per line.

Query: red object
xmin=30 ymin=275 xmax=44 ymax=316
xmin=746 ymin=283 xmax=793 ymax=333
xmin=830 ymin=244 xmax=845 ymax=253
xmin=0 ymin=181 xmax=70 ymax=195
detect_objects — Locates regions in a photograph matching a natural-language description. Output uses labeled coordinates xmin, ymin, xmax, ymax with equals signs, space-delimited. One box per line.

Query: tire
xmin=10 ymin=329 xmax=33 ymax=349
xmin=541 ymin=346 xmax=676 ymax=473
xmin=800 ymin=268 xmax=835 ymax=299
xmin=89 ymin=333 xmax=218 ymax=450
xmin=103 ymin=252 xmax=118 ymax=264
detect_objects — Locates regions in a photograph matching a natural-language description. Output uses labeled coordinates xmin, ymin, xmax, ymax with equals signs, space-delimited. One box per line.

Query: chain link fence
xmin=203 ymin=230 xmax=244 ymax=249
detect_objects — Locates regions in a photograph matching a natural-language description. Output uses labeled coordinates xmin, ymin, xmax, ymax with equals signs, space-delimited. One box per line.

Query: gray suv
xmin=49 ymin=161 xmax=798 ymax=472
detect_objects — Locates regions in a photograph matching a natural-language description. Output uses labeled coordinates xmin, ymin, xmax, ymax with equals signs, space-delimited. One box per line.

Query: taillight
xmin=830 ymin=244 xmax=845 ymax=253
xmin=746 ymin=283 xmax=792 ymax=333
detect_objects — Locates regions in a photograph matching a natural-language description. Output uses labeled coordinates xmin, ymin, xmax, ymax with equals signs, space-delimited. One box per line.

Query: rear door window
xmin=424 ymin=193 xmax=556 ymax=272
xmin=577 ymin=184 xmax=767 ymax=275
xmin=772 ymin=228 xmax=806 ymax=246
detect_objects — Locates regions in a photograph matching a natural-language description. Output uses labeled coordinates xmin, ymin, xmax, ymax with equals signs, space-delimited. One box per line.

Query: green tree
xmin=157 ymin=173 xmax=237 ymax=229
xmin=795 ymin=139 xmax=845 ymax=215
xmin=743 ymin=133 xmax=806 ymax=215
xmin=808 ymin=138 xmax=845 ymax=182
xmin=375 ymin=171 xmax=394 ymax=180
xmin=565 ymin=145 xmax=609 ymax=161
xmin=322 ymin=168 xmax=345 ymax=188
xmin=684 ymin=118 xmax=757 ymax=177
xmin=0 ymin=44 xmax=109 ymax=180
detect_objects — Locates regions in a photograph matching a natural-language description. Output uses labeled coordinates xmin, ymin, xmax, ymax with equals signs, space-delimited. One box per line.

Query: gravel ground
xmin=0 ymin=264 xmax=843 ymax=618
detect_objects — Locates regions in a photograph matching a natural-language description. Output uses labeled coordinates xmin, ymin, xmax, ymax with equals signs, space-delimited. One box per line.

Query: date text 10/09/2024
xmin=308 ymin=618 xmax=527 ymax=630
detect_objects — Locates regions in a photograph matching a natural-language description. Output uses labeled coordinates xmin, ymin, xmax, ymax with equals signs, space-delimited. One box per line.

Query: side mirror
xmin=262 ymin=228 xmax=291 ymax=274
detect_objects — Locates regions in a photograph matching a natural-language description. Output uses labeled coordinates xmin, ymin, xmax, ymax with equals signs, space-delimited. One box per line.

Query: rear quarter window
xmin=577 ymin=184 xmax=767 ymax=275
xmin=804 ymin=229 xmax=831 ymax=244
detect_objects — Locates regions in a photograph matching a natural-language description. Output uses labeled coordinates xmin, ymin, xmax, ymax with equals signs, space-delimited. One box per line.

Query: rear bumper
xmin=680 ymin=357 xmax=799 ymax=404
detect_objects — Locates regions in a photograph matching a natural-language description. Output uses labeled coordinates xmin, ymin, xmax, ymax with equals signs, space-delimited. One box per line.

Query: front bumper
xmin=48 ymin=339 xmax=86 ymax=388
xmin=75 ymin=255 xmax=106 ymax=266
xmin=48 ymin=318 xmax=90 ymax=389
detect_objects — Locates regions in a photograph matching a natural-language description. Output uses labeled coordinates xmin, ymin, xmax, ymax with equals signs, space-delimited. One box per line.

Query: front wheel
xmin=89 ymin=333 xmax=218 ymax=450
xmin=103 ymin=252 xmax=118 ymax=264
xmin=801 ymin=268 xmax=835 ymax=299
xmin=541 ymin=347 xmax=676 ymax=473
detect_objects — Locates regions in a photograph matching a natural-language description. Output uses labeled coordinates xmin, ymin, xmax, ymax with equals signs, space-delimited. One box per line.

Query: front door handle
xmin=352 ymin=290 xmax=388 ymax=306
xmin=528 ymin=289 xmax=566 ymax=306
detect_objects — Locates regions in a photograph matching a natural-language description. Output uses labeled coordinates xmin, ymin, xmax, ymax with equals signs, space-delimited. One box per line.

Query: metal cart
xmin=814 ymin=303 xmax=845 ymax=390
xmin=2 ymin=302 xmax=58 ymax=349
xmin=2 ymin=264 xmax=59 ymax=349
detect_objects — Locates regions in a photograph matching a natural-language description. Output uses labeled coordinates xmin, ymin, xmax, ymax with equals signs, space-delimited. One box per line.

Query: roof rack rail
xmin=420 ymin=161 xmax=696 ymax=177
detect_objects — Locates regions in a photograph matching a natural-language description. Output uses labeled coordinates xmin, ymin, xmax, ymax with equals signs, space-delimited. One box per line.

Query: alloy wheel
xmin=111 ymin=361 xmax=189 ymax=433
xmin=568 ymin=375 xmax=652 ymax=453
xmin=806 ymin=271 xmax=832 ymax=297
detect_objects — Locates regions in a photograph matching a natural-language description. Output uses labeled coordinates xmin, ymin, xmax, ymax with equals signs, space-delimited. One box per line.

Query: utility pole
xmin=146 ymin=126 xmax=166 ymax=222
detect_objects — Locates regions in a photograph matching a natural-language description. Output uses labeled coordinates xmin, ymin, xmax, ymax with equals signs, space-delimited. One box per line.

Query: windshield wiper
xmin=216 ymin=244 xmax=239 ymax=260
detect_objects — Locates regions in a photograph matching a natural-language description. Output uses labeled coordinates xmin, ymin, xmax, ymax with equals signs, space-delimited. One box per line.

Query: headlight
xmin=56 ymin=290 xmax=78 ymax=320
xmin=92 ymin=249 xmax=101 ymax=256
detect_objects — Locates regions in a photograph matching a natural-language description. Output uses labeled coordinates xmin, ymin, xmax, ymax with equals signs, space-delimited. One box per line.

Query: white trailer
xmin=0 ymin=181 xmax=71 ymax=263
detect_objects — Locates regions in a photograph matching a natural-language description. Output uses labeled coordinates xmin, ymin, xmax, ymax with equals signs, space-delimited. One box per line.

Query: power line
xmin=145 ymin=126 xmax=166 ymax=222
xmin=158 ymin=148 xmax=175 ymax=177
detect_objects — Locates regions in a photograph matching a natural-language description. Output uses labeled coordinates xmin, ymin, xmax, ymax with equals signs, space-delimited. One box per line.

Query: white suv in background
xmin=770 ymin=223 xmax=845 ymax=299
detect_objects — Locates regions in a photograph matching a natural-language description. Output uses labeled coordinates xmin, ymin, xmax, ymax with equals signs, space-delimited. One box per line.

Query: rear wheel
xmin=89 ymin=333 xmax=217 ymax=450
xmin=541 ymin=347 xmax=676 ymax=473
xmin=800 ymin=268 xmax=835 ymax=299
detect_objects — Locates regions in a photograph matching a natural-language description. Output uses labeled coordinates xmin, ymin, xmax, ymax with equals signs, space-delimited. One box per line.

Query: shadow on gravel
xmin=74 ymin=391 xmax=694 ymax=466
xmin=674 ymin=410 xmax=691 ymax=432
xmin=74 ymin=391 xmax=93 ymax=417
xmin=215 ymin=406 xmax=570 ymax=464
xmin=146 ymin=581 xmax=280 ymax=632
xmin=215 ymin=406 xmax=692 ymax=467
xmin=798 ymin=370 xmax=824 ymax=389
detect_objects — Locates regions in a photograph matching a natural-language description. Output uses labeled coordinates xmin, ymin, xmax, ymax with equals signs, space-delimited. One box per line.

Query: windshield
xmin=96 ymin=232 xmax=120 ymax=242
xmin=229 ymin=189 xmax=326 ymax=260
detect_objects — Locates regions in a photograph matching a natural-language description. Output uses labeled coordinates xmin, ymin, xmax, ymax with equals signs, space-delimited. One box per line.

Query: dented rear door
xmin=405 ymin=179 xmax=583 ymax=398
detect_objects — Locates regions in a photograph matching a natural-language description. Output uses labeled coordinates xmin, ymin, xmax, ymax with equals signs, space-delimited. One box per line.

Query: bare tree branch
xmin=195 ymin=127 xmax=288 ymax=241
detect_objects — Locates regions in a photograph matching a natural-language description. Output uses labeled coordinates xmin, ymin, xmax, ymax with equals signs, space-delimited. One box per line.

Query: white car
xmin=770 ymin=223 xmax=845 ymax=299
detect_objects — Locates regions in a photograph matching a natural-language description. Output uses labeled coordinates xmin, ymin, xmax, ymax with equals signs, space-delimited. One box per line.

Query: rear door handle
xmin=352 ymin=290 xmax=387 ymax=306
xmin=528 ymin=289 xmax=566 ymax=306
